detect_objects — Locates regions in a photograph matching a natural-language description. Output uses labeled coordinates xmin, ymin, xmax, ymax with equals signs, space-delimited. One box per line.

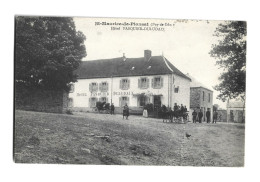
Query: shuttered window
xmin=138 ymin=77 xmax=149 ymax=89
xmin=99 ymin=97 xmax=108 ymax=103
xmin=99 ymin=82 xmax=108 ymax=92
xmin=152 ymin=76 xmax=163 ymax=89
xmin=120 ymin=79 xmax=130 ymax=90
xmin=89 ymin=82 xmax=98 ymax=92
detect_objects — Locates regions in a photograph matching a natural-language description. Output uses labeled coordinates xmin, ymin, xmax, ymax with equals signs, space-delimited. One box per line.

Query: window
xmin=208 ymin=93 xmax=210 ymax=102
xmin=89 ymin=97 xmax=98 ymax=107
xmin=100 ymin=97 xmax=108 ymax=103
xmin=68 ymin=98 xmax=73 ymax=107
xmin=152 ymin=76 xmax=163 ymax=89
xmin=120 ymin=79 xmax=130 ymax=90
xmin=89 ymin=82 xmax=98 ymax=92
xmin=120 ymin=96 xmax=129 ymax=106
xmin=202 ymin=91 xmax=205 ymax=101
xmin=69 ymin=84 xmax=74 ymax=93
xmin=138 ymin=77 xmax=149 ymax=89
xmin=99 ymin=82 xmax=108 ymax=92
xmin=174 ymin=86 xmax=179 ymax=93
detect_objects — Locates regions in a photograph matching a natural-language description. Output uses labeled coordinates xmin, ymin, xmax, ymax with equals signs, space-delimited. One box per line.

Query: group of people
xmin=192 ymin=109 xmax=219 ymax=123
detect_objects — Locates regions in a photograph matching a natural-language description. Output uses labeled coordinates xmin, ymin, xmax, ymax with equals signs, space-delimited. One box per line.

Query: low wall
xmin=15 ymin=88 xmax=68 ymax=113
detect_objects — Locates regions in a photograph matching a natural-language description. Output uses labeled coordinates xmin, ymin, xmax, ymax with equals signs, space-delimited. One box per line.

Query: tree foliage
xmin=210 ymin=21 xmax=246 ymax=101
xmin=15 ymin=16 xmax=86 ymax=91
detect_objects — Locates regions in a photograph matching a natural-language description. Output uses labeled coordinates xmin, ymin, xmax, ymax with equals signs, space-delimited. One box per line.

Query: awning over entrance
xmin=132 ymin=91 xmax=162 ymax=97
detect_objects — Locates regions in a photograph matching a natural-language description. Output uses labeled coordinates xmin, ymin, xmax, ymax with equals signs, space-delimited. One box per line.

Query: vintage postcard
xmin=14 ymin=16 xmax=246 ymax=166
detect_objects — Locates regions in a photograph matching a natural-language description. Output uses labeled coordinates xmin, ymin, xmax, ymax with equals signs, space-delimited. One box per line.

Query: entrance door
xmin=154 ymin=95 xmax=161 ymax=109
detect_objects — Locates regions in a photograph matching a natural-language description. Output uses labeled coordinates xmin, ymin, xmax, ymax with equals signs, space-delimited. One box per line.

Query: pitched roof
xmin=75 ymin=55 xmax=191 ymax=80
xmin=186 ymin=74 xmax=213 ymax=91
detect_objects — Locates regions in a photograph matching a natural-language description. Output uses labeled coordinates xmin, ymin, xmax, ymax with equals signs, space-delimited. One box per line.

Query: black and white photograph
xmin=14 ymin=16 xmax=246 ymax=166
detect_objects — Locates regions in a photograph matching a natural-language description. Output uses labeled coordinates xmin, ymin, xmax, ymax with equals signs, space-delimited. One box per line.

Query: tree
xmin=210 ymin=21 xmax=246 ymax=102
xmin=15 ymin=16 xmax=87 ymax=91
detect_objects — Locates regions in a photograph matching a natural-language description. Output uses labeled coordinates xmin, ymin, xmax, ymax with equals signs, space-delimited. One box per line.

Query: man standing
xmin=198 ymin=109 xmax=203 ymax=123
xmin=111 ymin=103 xmax=115 ymax=115
xmin=206 ymin=109 xmax=211 ymax=123
xmin=192 ymin=110 xmax=197 ymax=123
xmin=123 ymin=103 xmax=129 ymax=119
xmin=213 ymin=110 xmax=218 ymax=123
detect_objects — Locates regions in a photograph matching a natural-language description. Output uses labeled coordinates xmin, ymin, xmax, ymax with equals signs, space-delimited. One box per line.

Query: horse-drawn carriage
xmin=94 ymin=101 xmax=110 ymax=114
xmin=160 ymin=106 xmax=189 ymax=123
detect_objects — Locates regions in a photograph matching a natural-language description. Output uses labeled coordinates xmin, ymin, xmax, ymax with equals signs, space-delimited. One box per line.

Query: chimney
xmin=123 ymin=53 xmax=126 ymax=61
xmin=144 ymin=50 xmax=152 ymax=61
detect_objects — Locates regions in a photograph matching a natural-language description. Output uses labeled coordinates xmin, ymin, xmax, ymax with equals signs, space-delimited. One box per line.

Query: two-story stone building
xmin=187 ymin=74 xmax=213 ymax=122
xmin=69 ymin=50 xmax=191 ymax=114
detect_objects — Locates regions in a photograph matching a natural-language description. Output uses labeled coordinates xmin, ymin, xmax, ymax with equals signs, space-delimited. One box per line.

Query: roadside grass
xmin=14 ymin=110 xmax=245 ymax=166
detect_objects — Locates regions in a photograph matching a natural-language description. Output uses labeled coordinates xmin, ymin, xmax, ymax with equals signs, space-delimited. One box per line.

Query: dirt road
xmin=14 ymin=110 xmax=245 ymax=166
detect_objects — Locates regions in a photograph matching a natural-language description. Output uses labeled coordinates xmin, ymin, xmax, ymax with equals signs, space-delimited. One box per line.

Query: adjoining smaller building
xmin=226 ymin=99 xmax=245 ymax=123
xmin=187 ymin=74 xmax=213 ymax=122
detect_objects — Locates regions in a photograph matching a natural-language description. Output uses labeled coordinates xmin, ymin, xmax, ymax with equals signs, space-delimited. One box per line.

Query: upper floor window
xmin=138 ymin=77 xmax=149 ymax=89
xmin=202 ymin=91 xmax=205 ymax=101
xmin=69 ymin=84 xmax=74 ymax=93
xmin=174 ymin=86 xmax=179 ymax=93
xmin=152 ymin=76 xmax=163 ymax=89
xmin=208 ymin=93 xmax=210 ymax=102
xmin=120 ymin=79 xmax=130 ymax=90
xmin=99 ymin=82 xmax=108 ymax=92
xmin=89 ymin=82 xmax=98 ymax=92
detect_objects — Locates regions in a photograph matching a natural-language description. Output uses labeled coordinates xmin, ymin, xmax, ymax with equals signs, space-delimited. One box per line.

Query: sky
xmin=73 ymin=17 xmax=226 ymax=108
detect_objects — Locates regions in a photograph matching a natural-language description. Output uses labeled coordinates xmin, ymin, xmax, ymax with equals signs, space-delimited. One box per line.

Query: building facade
xmin=69 ymin=50 xmax=191 ymax=114
xmin=226 ymin=100 xmax=245 ymax=123
xmin=188 ymin=74 xmax=213 ymax=122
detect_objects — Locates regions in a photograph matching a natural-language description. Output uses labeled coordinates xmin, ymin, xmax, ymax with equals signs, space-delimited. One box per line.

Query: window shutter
xmin=89 ymin=83 xmax=92 ymax=92
xmin=152 ymin=78 xmax=154 ymax=88
xmin=99 ymin=83 xmax=102 ymax=92
xmin=94 ymin=82 xmax=98 ymax=92
xmin=138 ymin=79 xmax=141 ymax=88
xmin=160 ymin=77 xmax=163 ymax=88
xmin=126 ymin=97 xmax=129 ymax=105
xmin=127 ymin=79 xmax=130 ymax=89
xmin=120 ymin=79 xmax=122 ymax=89
xmin=119 ymin=97 xmax=122 ymax=107
xmin=106 ymin=82 xmax=109 ymax=92
xmin=147 ymin=78 xmax=149 ymax=88
xmin=89 ymin=98 xmax=91 ymax=107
